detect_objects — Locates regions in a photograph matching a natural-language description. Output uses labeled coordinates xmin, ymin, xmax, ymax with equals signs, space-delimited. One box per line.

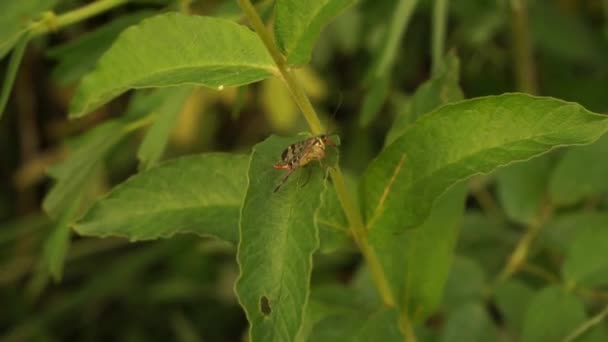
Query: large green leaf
xmin=562 ymin=218 xmax=608 ymax=287
xmin=137 ymin=86 xmax=194 ymax=170
xmin=522 ymin=286 xmax=606 ymax=342
xmin=75 ymin=154 xmax=248 ymax=244
xmin=385 ymin=53 xmax=463 ymax=145
xmin=373 ymin=185 xmax=466 ymax=322
xmin=549 ymin=133 xmax=608 ymax=206
xmin=236 ymin=136 xmax=326 ymax=342
xmin=496 ymin=154 xmax=551 ymax=225
xmin=362 ymin=94 xmax=608 ymax=236
xmin=47 ymin=11 xmax=153 ymax=85
xmin=0 ymin=0 xmax=57 ymax=59
xmin=70 ymin=13 xmax=275 ymax=118
xmin=274 ymin=0 xmax=354 ymax=65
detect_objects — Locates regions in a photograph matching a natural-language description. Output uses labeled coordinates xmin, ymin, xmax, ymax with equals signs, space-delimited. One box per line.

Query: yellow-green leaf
xmin=70 ymin=13 xmax=275 ymax=118
xmin=75 ymin=154 xmax=248 ymax=243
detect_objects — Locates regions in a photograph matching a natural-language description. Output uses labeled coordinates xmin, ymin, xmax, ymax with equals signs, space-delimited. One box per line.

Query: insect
xmin=273 ymin=134 xmax=337 ymax=192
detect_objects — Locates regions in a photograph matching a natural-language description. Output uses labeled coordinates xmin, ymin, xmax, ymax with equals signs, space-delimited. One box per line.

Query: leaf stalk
xmin=29 ymin=0 xmax=130 ymax=37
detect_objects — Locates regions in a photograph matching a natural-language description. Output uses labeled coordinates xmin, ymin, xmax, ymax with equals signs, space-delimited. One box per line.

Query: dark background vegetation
xmin=2 ymin=0 xmax=608 ymax=341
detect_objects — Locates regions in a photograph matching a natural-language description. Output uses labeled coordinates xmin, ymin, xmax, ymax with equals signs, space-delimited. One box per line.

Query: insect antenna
xmin=320 ymin=93 xmax=343 ymax=148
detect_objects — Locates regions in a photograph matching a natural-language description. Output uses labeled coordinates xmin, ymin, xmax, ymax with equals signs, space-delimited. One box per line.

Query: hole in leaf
xmin=260 ymin=296 xmax=272 ymax=316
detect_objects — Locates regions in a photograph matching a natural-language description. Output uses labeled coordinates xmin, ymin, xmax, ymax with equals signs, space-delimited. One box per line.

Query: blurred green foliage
xmin=2 ymin=0 xmax=608 ymax=341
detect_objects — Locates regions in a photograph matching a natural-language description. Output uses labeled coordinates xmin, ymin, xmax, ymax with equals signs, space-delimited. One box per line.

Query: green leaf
xmin=358 ymin=0 xmax=419 ymax=127
xmin=40 ymin=198 xmax=79 ymax=282
xmin=0 ymin=31 xmax=30 ymax=119
xmin=47 ymin=11 xmax=153 ymax=85
xmin=362 ymin=94 xmax=608 ymax=235
xmin=441 ymin=256 xmax=486 ymax=312
xmin=312 ymin=309 xmax=402 ymax=342
xmin=540 ymin=212 xmax=608 ymax=254
xmin=274 ymin=0 xmax=354 ymax=65
xmin=358 ymin=75 xmax=389 ymax=127
xmin=496 ymin=154 xmax=551 ymax=225
xmin=563 ymin=218 xmax=608 ymax=287
xmin=137 ymin=87 xmax=193 ymax=170
xmin=373 ymin=185 xmax=466 ymax=321
xmin=70 ymin=13 xmax=275 ymax=118
xmin=522 ymin=286 xmax=606 ymax=342
xmin=372 ymin=0 xmax=418 ymax=79
xmin=529 ymin=1 xmax=603 ymax=64
xmin=440 ymin=302 xmax=497 ymax=342
xmin=43 ymin=117 xmax=135 ymax=219
xmin=236 ymin=136 xmax=326 ymax=342
xmin=316 ymin=185 xmax=351 ymax=253
xmin=549 ymin=134 xmax=608 ymax=206
xmin=385 ymin=53 xmax=463 ymax=145
xmin=457 ymin=212 xmax=517 ymax=277
xmin=494 ymin=280 xmax=534 ymax=335
xmin=75 ymin=153 xmax=247 ymax=244
xmin=0 ymin=0 xmax=57 ymax=59
xmin=302 ymin=288 xmax=402 ymax=342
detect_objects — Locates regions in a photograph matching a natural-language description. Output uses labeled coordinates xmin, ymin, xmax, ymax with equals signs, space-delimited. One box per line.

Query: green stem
xmin=564 ymin=304 xmax=608 ymax=342
xmin=498 ymin=200 xmax=552 ymax=282
xmin=431 ymin=0 xmax=448 ymax=75
xmin=509 ymin=0 xmax=537 ymax=94
xmin=399 ymin=313 xmax=418 ymax=342
xmin=237 ymin=0 xmax=322 ymax=134
xmin=30 ymin=0 xmax=129 ymax=36
xmin=470 ymin=184 xmax=505 ymax=223
xmin=237 ymin=0 xmax=396 ymax=308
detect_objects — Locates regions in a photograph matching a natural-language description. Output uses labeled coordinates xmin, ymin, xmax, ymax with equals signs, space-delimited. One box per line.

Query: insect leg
xmin=274 ymin=167 xmax=296 ymax=193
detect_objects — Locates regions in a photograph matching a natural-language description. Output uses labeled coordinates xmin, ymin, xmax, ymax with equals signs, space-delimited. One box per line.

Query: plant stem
xmin=470 ymin=182 xmax=505 ymax=223
xmin=431 ymin=0 xmax=448 ymax=75
xmin=498 ymin=200 xmax=552 ymax=282
xmin=564 ymin=304 xmax=608 ymax=342
xmin=509 ymin=0 xmax=537 ymax=94
xmin=237 ymin=0 xmax=322 ymax=134
xmin=30 ymin=0 xmax=129 ymax=36
xmin=237 ymin=0 xmax=396 ymax=308
xmin=399 ymin=313 xmax=418 ymax=342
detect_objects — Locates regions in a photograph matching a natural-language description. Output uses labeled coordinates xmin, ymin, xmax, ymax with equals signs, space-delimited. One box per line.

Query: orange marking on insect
xmin=272 ymin=163 xmax=291 ymax=170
